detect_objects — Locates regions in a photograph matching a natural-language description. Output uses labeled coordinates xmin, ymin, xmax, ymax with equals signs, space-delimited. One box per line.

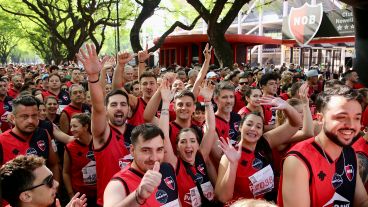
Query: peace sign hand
xmin=203 ymin=43 xmax=213 ymax=61
xmin=138 ymin=45 xmax=154 ymax=62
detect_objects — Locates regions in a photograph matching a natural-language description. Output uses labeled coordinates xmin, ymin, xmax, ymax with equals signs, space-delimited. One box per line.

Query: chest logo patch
xmin=164 ymin=176 xmax=175 ymax=191
xmin=37 ymin=140 xmax=46 ymax=151
xmin=344 ymin=164 xmax=354 ymax=182
xmin=332 ymin=173 xmax=343 ymax=189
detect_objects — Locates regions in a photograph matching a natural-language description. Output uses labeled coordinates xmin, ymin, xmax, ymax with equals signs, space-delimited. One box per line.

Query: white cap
xmin=206 ymin=71 xmax=218 ymax=79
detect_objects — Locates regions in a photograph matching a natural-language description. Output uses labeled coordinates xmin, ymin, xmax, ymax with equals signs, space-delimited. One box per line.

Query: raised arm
xmin=198 ymin=81 xmax=215 ymax=161
xmin=158 ymin=79 xmax=177 ymax=168
xmin=76 ymin=44 xmax=110 ymax=147
xmin=137 ymin=46 xmax=152 ymax=80
xmin=143 ymin=86 xmax=162 ymax=123
xmin=215 ymin=138 xmax=242 ymax=203
xmin=261 ymin=96 xmax=302 ymax=149
xmin=192 ymin=43 xmax=212 ymax=98
xmin=53 ymin=124 xmax=74 ymax=144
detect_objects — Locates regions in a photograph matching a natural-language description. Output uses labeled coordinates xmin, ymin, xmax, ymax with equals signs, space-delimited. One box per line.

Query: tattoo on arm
xmin=357 ymin=153 xmax=368 ymax=184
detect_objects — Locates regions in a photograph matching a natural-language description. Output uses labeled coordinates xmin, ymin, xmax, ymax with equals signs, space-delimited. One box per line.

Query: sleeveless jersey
xmin=176 ymin=153 xmax=214 ymax=207
xmin=215 ymin=112 xmax=241 ymax=145
xmin=0 ymin=128 xmax=50 ymax=165
xmin=61 ymin=104 xmax=91 ymax=134
xmin=0 ymin=96 xmax=12 ymax=132
xmin=277 ymin=138 xmax=357 ymax=207
xmin=169 ymin=122 xmax=203 ymax=151
xmin=229 ymin=138 xmax=274 ymax=204
xmin=112 ymin=162 xmax=180 ymax=207
xmin=93 ymin=124 xmax=134 ymax=206
xmin=352 ymin=136 xmax=368 ymax=191
xmin=238 ymin=106 xmax=251 ymax=118
xmin=42 ymin=90 xmax=71 ymax=113
xmin=127 ymin=97 xmax=146 ymax=126
xmin=233 ymin=91 xmax=245 ymax=113
xmin=65 ymin=139 xmax=96 ymax=198
xmin=7 ymin=88 xmax=18 ymax=99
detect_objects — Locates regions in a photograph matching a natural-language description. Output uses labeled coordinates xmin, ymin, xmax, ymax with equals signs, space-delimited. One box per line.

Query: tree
xmin=186 ymin=0 xmax=251 ymax=68
xmin=0 ymin=0 xmax=133 ymax=61
xmin=130 ymin=0 xmax=201 ymax=53
xmin=0 ymin=14 xmax=21 ymax=65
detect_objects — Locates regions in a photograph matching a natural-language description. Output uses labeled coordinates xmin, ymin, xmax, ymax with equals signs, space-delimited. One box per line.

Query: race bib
xmin=248 ymin=164 xmax=274 ymax=197
xmin=189 ymin=181 xmax=214 ymax=207
xmin=82 ymin=161 xmax=97 ymax=185
xmin=161 ymin=198 xmax=181 ymax=207
xmin=57 ymin=105 xmax=67 ymax=114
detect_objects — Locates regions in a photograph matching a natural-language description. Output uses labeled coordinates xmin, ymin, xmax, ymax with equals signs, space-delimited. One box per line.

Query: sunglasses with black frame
xmin=20 ymin=174 xmax=54 ymax=192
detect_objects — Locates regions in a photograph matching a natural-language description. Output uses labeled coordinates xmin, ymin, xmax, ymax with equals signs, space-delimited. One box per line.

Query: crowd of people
xmin=0 ymin=42 xmax=367 ymax=207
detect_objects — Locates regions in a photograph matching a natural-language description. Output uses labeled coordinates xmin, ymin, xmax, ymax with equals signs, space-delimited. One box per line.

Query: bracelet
xmin=135 ymin=188 xmax=146 ymax=205
xmin=204 ymin=102 xmax=212 ymax=107
xmin=88 ymin=77 xmax=99 ymax=83
xmin=139 ymin=61 xmax=145 ymax=64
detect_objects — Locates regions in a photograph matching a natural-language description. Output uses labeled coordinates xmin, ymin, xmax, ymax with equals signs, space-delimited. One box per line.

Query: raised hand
xmin=203 ymin=43 xmax=213 ymax=61
xmin=298 ymin=82 xmax=309 ymax=104
xmin=163 ymin=72 xmax=177 ymax=86
xmin=76 ymin=44 xmax=108 ymax=76
xmin=218 ymin=137 xmax=241 ymax=164
xmin=259 ymin=95 xmax=288 ymax=110
xmin=199 ymin=80 xmax=215 ymax=102
xmin=103 ymin=56 xmax=116 ymax=69
xmin=116 ymin=51 xmax=135 ymax=66
xmin=161 ymin=78 xmax=175 ymax=103
xmin=138 ymin=45 xmax=154 ymax=62
xmin=56 ymin=192 xmax=87 ymax=207
xmin=138 ymin=161 xmax=162 ymax=200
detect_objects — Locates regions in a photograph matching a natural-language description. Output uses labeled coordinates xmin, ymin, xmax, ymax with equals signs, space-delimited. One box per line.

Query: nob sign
xmin=288 ymin=3 xmax=323 ymax=46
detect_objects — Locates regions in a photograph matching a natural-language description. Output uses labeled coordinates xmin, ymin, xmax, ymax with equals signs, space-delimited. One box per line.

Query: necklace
xmin=316 ymin=137 xmax=346 ymax=177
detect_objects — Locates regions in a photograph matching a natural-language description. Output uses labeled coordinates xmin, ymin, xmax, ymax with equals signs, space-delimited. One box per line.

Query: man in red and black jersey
xmin=0 ymin=95 xmax=60 ymax=183
xmin=60 ymin=84 xmax=90 ymax=135
xmin=0 ymin=78 xmax=13 ymax=132
xmin=36 ymin=74 xmax=71 ymax=109
xmin=352 ymin=134 xmax=368 ymax=192
xmin=7 ymin=74 xmax=23 ymax=99
xmin=279 ymin=86 xmax=368 ymax=207
xmin=66 ymin=68 xmax=82 ymax=87
xmin=112 ymin=48 xmax=157 ymax=127
xmin=77 ymin=44 xmax=135 ymax=206
xmin=104 ymin=123 xmax=180 ymax=207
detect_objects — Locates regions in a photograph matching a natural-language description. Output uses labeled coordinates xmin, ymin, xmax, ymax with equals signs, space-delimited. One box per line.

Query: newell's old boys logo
xmin=37 ymin=140 xmax=46 ymax=151
xmin=164 ymin=176 xmax=176 ymax=190
xmin=288 ymin=3 xmax=323 ymax=46
xmin=345 ymin=164 xmax=354 ymax=181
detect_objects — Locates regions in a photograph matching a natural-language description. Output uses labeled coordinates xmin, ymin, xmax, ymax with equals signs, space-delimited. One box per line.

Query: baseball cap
xmin=206 ymin=71 xmax=218 ymax=79
xmin=306 ymin=69 xmax=318 ymax=78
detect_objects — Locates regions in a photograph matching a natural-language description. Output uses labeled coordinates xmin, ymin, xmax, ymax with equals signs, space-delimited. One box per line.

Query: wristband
xmin=139 ymin=61 xmax=145 ymax=64
xmin=88 ymin=77 xmax=99 ymax=83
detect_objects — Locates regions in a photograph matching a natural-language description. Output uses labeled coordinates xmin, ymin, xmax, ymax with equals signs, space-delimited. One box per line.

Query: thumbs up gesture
xmin=137 ymin=162 xmax=162 ymax=200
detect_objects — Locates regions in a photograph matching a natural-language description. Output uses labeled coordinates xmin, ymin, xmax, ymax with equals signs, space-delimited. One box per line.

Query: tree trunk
xmin=208 ymin=26 xmax=234 ymax=68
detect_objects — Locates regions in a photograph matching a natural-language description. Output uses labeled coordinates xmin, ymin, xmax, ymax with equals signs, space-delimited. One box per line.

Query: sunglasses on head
xmin=21 ymin=174 xmax=54 ymax=192
xmin=239 ymin=82 xmax=249 ymax=85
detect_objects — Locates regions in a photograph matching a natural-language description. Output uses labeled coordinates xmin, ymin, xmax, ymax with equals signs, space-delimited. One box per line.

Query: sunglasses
xmin=239 ymin=82 xmax=249 ymax=85
xmin=21 ymin=174 xmax=54 ymax=192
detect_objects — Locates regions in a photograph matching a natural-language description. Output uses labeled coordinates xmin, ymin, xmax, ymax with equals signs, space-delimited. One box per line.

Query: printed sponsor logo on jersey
xmin=184 ymin=193 xmax=192 ymax=205
xmin=197 ymin=164 xmax=205 ymax=175
xmin=252 ymin=158 xmax=263 ymax=170
xmin=344 ymin=164 xmax=354 ymax=181
xmin=164 ymin=176 xmax=176 ymax=190
xmin=26 ymin=148 xmax=38 ymax=155
xmin=332 ymin=173 xmax=343 ymax=189
xmin=322 ymin=192 xmax=350 ymax=207
xmin=37 ymin=140 xmax=46 ymax=151
xmin=195 ymin=173 xmax=203 ymax=184
xmin=86 ymin=151 xmax=95 ymax=161
xmin=155 ymin=190 xmax=168 ymax=204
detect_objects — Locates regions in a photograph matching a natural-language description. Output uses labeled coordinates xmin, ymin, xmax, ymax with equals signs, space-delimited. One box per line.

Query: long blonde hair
xmin=276 ymin=98 xmax=302 ymax=127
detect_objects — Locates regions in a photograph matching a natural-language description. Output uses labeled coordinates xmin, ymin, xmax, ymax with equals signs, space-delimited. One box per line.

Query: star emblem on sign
xmin=351 ymin=25 xmax=354 ymax=29
xmin=344 ymin=24 xmax=349 ymax=30
xmin=337 ymin=25 xmax=342 ymax=31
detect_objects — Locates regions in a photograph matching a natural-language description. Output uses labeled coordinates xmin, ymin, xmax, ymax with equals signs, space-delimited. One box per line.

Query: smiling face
xmin=174 ymin=96 xmax=195 ymax=121
xmin=240 ymin=114 xmax=264 ymax=145
xmin=215 ymin=89 xmax=235 ymax=114
xmin=177 ymin=130 xmax=199 ymax=165
xmin=70 ymin=118 xmax=88 ymax=139
xmin=45 ymin=98 xmax=59 ymax=115
xmin=246 ymin=88 xmax=262 ymax=107
xmin=106 ymin=94 xmax=129 ymax=127
xmin=320 ymin=96 xmax=362 ymax=146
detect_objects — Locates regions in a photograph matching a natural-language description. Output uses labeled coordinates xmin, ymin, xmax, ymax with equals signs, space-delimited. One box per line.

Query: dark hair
xmin=239 ymin=71 xmax=251 ymax=79
xmin=315 ymin=86 xmax=359 ymax=113
xmin=195 ymin=102 xmax=205 ymax=112
xmin=244 ymin=87 xmax=261 ymax=98
xmin=105 ymin=89 xmax=129 ymax=106
xmin=176 ymin=128 xmax=200 ymax=145
xmin=290 ymin=82 xmax=303 ymax=97
xmin=72 ymin=113 xmax=91 ymax=133
xmin=44 ymin=96 xmax=58 ymax=105
xmin=130 ymin=123 xmax=164 ymax=145
xmin=324 ymin=79 xmax=343 ymax=91
xmin=129 ymin=80 xmax=139 ymax=92
xmin=343 ymin=70 xmax=357 ymax=78
xmin=48 ymin=74 xmax=61 ymax=82
xmin=49 ymin=65 xmax=59 ymax=73
xmin=174 ymin=90 xmax=195 ymax=102
xmin=139 ymin=71 xmax=156 ymax=82
xmin=12 ymin=96 xmax=39 ymax=115
xmin=214 ymin=82 xmax=235 ymax=97
xmin=224 ymin=71 xmax=240 ymax=82
xmin=0 ymin=155 xmax=45 ymax=207
xmin=259 ymin=72 xmax=280 ymax=87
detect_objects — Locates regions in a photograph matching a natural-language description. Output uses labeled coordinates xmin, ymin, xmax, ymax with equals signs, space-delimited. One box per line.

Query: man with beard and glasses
xmin=0 ymin=95 xmax=60 ymax=183
xmin=112 ymin=49 xmax=157 ymax=127
xmin=278 ymin=86 xmax=368 ymax=207
xmin=8 ymin=74 xmax=23 ymax=98
xmin=76 ymin=44 xmax=135 ymax=206
xmin=1 ymin=155 xmax=86 ymax=207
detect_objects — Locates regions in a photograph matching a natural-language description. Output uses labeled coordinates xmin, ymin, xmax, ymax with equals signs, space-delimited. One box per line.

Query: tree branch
xmin=219 ymin=0 xmax=250 ymax=31
xmin=186 ymin=0 xmax=210 ymax=22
